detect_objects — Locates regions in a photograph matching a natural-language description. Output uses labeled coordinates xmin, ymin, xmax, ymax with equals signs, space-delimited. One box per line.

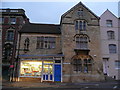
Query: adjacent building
xmin=15 ymin=2 xmax=104 ymax=82
xmin=100 ymin=9 xmax=120 ymax=80
xmin=15 ymin=23 xmax=63 ymax=82
xmin=1 ymin=9 xmax=29 ymax=81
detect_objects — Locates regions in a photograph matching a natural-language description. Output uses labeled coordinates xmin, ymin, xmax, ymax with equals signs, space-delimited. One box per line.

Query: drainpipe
xmin=15 ymin=33 xmax=21 ymax=81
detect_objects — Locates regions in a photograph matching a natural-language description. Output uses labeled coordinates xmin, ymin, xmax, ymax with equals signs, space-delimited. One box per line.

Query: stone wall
xmin=19 ymin=33 xmax=62 ymax=55
xmin=61 ymin=3 xmax=104 ymax=82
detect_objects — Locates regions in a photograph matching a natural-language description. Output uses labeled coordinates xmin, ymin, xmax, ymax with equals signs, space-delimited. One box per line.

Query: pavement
xmin=2 ymin=80 xmax=120 ymax=89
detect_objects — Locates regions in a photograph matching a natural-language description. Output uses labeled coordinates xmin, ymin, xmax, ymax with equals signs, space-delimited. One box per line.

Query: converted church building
xmin=15 ymin=2 xmax=105 ymax=82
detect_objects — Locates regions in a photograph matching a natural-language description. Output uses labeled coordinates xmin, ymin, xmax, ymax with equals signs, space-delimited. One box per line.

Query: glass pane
xmin=115 ymin=61 xmax=120 ymax=69
xmin=84 ymin=59 xmax=87 ymax=63
xmin=7 ymin=31 xmax=14 ymax=41
xmin=109 ymin=44 xmax=116 ymax=53
xmin=43 ymin=65 xmax=53 ymax=74
xmin=79 ymin=21 xmax=82 ymax=30
xmin=106 ymin=20 xmax=112 ymax=27
xmin=44 ymin=61 xmax=53 ymax=64
xmin=43 ymin=65 xmax=49 ymax=73
xmin=20 ymin=61 xmax=42 ymax=77
xmin=75 ymin=21 xmax=78 ymax=30
xmin=10 ymin=17 xmax=16 ymax=24
xmin=55 ymin=60 xmax=61 ymax=63
xmin=83 ymin=21 xmax=86 ymax=30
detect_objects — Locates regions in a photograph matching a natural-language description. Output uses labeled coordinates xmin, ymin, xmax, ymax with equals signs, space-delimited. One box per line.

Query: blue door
xmin=54 ymin=65 xmax=61 ymax=82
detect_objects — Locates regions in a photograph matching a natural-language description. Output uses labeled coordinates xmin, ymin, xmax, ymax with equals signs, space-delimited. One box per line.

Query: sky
xmin=1 ymin=1 xmax=119 ymax=24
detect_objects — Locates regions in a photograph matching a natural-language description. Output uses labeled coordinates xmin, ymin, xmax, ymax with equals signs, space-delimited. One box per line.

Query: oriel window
xmin=76 ymin=35 xmax=88 ymax=49
xmin=6 ymin=30 xmax=14 ymax=41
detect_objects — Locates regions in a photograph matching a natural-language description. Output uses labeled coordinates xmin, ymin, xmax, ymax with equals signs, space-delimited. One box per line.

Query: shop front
xmin=19 ymin=56 xmax=63 ymax=82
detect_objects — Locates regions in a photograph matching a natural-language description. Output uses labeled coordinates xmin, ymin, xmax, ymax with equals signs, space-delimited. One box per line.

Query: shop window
xmin=20 ymin=61 xmax=42 ymax=77
xmin=107 ymin=31 xmax=115 ymax=40
xmin=24 ymin=37 xmax=30 ymax=51
xmin=109 ymin=44 xmax=117 ymax=54
xmin=36 ymin=37 xmax=56 ymax=49
xmin=43 ymin=61 xmax=53 ymax=64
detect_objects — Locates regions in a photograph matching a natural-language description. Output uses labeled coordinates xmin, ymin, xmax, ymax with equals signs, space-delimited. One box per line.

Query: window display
xmin=20 ymin=61 xmax=42 ymax=77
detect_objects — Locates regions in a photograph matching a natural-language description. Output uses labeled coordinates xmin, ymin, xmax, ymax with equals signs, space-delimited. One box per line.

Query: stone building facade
xmin=61 ymin=2 xmax=104 ymax=82
xmin=15 ymin=2 xmax=105 ymax=82
xmin=16 ymin=23 xmax=63 ymax=82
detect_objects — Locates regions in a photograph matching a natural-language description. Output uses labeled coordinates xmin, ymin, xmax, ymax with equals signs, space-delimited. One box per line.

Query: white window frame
xmin=106 ymin=20 xmax=112 ymax=27
xmin=115 ymin=61 xmax=120 ymax=69
xmin=10 ymin=17 xmax=16 ymax=24
xmin=107 ymin=31 xmax=115 ymax=40
xmin=109 ymin=44 xmax=117 ymax=54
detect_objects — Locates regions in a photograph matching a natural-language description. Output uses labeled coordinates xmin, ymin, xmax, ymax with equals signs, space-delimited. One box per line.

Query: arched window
xmin=83 ymin=59 xmax=92 ymax=73
xmin=75 ymin=20 xmax=87 ymax=31
xmin=73 ymin=59 xmax=82 ymax=72
xmin=72 ymin=55 xmax=93 ymax=73
xmin=76 ymin=35 xmax=88 ymax=49
xmin=4 ymin=44 xmax=12 ymax=61
xmin=107 ymin=31 xmax=115 ymax=40
xmin=24 ymin=37 xmax=30 ymax=51
xmin=109 ymin=44 xmax=117 ymax=54
xmin=75 ymin=21 xmax=78 ymax=30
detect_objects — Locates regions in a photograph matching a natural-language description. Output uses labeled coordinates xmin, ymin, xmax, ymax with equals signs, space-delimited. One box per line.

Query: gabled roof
xmin=61 ymin=2 xmax=99 ymax=19
xmin=100 ymin=9 xmax=118 ymax=18
xmin=19 ymin=23 xmax=61 ymax=34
